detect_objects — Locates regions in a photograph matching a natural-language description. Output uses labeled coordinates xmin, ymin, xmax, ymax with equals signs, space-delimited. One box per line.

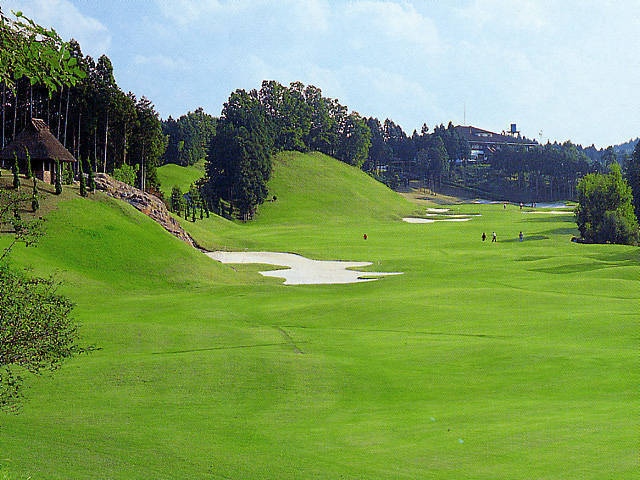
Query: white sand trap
xmin=403 ymin=217 xmax=471 ymax=223
xmin=423 ymin=213 xmax=476 ymax=218
xmin=426 ymin=208 xmax=450 ymax=213
xmin=205 ymin=251 xmax=403 ymax=285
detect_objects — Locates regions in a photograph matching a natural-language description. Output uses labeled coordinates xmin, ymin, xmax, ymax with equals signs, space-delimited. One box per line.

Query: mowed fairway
xmin=0 ymin=153 xmax=637 ymax=479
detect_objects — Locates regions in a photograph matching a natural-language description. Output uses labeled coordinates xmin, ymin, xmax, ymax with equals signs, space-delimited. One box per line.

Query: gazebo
xmin=0 ymin=118 xmax=76 ymax=184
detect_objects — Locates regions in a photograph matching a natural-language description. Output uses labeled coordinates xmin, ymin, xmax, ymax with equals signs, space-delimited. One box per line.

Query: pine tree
xmin=88 ymin=164 xmax=96 ymax=193
xmin=25 ymin=148 xmax=33 ymax=179
xmin=12 ymin=152 xmax=20 ymax=189
xmin=54 ymin=160 xmax=63 ymax=195
xmin=31 ymin=177 xmax=39 ymax=212
xmin=78 ymin=157 xmax=87 ymax=197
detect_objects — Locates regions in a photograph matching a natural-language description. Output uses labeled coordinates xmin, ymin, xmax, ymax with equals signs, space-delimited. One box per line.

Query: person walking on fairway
xmin=482 ymin=232 xmax=486 ymax=242
xmin=519 ymin=231 xmax=524 ymax=242
xmin=492 ymin=231 xmax=497 ymax=242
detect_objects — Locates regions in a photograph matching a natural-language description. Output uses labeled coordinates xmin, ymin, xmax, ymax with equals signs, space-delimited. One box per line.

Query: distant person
xmin=492 ymin=231 xmax=497 ymax=242
xmin=482 ymin=232 xmax=486 ymax=242
xmin=503 ymin=202 xmax=506 ymax=209
xmin=363 ymin=233 xmax=367 ymax=240
xmin=519 ymin=231 xmax=524 ymax=242
xmin=519 ymin=202 xmax=523 ymax=210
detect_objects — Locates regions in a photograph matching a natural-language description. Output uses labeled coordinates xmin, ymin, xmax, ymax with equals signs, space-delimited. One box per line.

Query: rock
xmin=94 ymin=173 xmax=195 ymax=247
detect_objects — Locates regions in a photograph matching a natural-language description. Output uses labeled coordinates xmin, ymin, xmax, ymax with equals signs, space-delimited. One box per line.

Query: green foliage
xmin=575 ymin=163 xmax=639 ymax=244
xmin=87 ymin=164 xmax=96 ymax=193
xmin=112 ymin=163 xmax=139 ymax=187
xmin=61 ymin=162 xmax=74 ymax=185
xmin=78 ymin=157 xmax=87 ymax=197
xmin=204 ymin=81 xmax=374 ymax=220
xmin=624 ymin=141 xmax=640 ymax=220
xmin=11 ymin=152 xmax=20 ymax=189
xmin=170 ymin=185 xmax=184 ymax=214
xmin=31 ymin=177 xmax=38 ymax=212
xmin=24 ymin=148 xmax=32 ymax=179
xmin=54 ymin=160 xmax=62 ymax=195
xmin=0 ymin=10 xmax=85 ymax=94
xmin=206 ymin=89 xmax=273 ymax=220
xmin=162 ymin=107 xmax=217 ymax=166
xmin=0 ymin=265 xmax=79 ymax=412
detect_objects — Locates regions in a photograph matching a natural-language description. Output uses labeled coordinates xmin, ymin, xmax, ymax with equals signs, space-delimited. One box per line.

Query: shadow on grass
xmin=524 ymin=215 xmax=574 ymax=223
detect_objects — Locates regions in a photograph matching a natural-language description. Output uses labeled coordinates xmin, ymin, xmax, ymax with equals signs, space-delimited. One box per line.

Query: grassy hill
xmin=0 ymin=158 xmax=637 ymax=479
xmin=156 ymin=159 xmax=205 ymax=198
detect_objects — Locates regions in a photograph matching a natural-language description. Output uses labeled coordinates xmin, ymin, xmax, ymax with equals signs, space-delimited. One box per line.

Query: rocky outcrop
xmin=94 ymin=173 xmax=195 ymax=247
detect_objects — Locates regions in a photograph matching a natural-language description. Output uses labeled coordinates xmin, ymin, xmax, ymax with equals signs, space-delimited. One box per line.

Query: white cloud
xmin=133 ymin=54 xmax=189 ymax=71
xmin=2 ymin=0 xmax=111 ymax=57
xmin=343 ymin=1 xmax=442 ymax=55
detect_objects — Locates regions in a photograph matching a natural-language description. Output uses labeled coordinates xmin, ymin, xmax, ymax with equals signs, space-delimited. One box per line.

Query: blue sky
xmin=4 ymin=0 xmax=639 ymax=148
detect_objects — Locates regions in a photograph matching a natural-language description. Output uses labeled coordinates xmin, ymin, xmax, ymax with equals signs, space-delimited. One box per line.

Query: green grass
xmin=156 ymin=159 xmax=205 ymax=198
xmin=0 ymin=154 xmax=637 ymax=479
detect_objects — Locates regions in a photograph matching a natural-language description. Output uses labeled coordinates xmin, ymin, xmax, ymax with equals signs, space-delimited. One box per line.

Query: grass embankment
xmin=156 ymin=159 xmax=205 ymax=198
xmin=0 ymin=156 xmax=637 ymax=479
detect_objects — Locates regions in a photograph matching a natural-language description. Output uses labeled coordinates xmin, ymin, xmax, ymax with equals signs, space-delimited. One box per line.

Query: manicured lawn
xmin=0 ymin=154 xmax=637 ymax=479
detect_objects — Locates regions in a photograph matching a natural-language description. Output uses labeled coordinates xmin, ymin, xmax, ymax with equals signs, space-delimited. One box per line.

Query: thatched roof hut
xmin=0 ymin=118 xmax=76 ymax=183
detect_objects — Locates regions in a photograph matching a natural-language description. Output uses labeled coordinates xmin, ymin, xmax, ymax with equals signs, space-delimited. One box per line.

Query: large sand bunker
xmin=205 ymin=251 xmax=403 ymax=285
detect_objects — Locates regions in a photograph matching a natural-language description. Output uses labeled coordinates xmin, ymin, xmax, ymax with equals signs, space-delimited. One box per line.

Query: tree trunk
xmin=1 ymin=83 xmax=5 ymax=150
xmin=12 ymin=87 xmax=18 ymax=140
xmin=63 ymin=88 xmax=70 ymax=148
xmin=103 ymin=110 xmax=109 ymax=173
xmin=57 ymin=86 xmax=63 ymax=139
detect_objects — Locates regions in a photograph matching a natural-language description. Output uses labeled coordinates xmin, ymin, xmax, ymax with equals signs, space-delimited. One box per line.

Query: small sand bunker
xmin=426 ymin=208 xmax=450 ymax=213
xmin=205 ymin=251 xmax=402 ymax=285
xmin=403 ymin=217 xmax=471 ymax=223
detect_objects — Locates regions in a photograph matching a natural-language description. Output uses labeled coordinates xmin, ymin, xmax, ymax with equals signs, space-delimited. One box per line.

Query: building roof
xmin=455 ymin=125 xmax=537 ymax=147
xmin=0 ymin=118 xmax=76 ymax=163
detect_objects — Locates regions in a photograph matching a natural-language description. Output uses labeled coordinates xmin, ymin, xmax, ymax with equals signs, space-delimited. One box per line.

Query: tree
xmin=12 ymin=151 xmax=20 ymax=189
xmin=0 ymin=9 xmax=85 ymax=93
xmin=575 ymin=163 xmax=639 ymax=245
xmin=624 ymin=141 xmax=640 ymax=221
xmin=54 ymin=159 xmax=62 ymax=194
xmin=78 ymin=156 xmax=87 ymax=197
xmin=31 ymin=176 xmax=38 ymax=211
xmin=205 ymin=89 xmax=273 ymax=220
xmin=0 ymin=181 xmax=87 ymax=411
xmin=0 ymin=265 xmax=81 ymax=412
xmin=170 ymin=185 xmax=184 ymax=215
xmin=336 ymin=112 xmax=371 ymax=167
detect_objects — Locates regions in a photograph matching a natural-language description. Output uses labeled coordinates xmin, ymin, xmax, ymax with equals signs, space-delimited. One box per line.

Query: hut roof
xmin=0 ymin=118 xmax=76 ymax=163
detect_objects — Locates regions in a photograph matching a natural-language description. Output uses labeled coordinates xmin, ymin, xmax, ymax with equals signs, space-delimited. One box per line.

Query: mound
xmin=257 ymin=151 xmax=414 ymax=224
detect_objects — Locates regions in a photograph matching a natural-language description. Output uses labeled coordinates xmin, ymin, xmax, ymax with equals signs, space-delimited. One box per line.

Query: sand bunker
xmin=403 ymin=217 xmax=471 ymax=223
xmin=426 ymin=208 xmax=450 ymax=213
xmin=205 ymin=251 xmax=403 ymax=285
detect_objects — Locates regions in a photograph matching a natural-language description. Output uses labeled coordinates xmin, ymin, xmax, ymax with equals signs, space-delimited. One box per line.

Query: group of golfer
xmin=481 ymin=231 xmax=524 ymax=242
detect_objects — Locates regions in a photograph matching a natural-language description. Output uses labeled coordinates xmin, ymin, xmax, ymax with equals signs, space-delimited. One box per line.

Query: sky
xmin=3 ymin=0 xmax=639 ymax=148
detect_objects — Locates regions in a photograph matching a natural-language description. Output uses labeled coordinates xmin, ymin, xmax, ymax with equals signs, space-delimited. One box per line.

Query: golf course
xmin=0 ymin=151 xmax=637 ymax=479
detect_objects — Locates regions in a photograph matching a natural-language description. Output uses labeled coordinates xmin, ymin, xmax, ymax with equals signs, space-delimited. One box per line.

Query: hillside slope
xmin=156 ymin=159 xmax=205 ymax=198
xmin=178 ymin=151 xmax=419 ymax=253
xmin=258 ymin=151 xmax=415 ymax=224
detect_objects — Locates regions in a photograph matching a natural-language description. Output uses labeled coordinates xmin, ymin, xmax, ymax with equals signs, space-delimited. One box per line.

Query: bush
xmin=112 ymin=164 xmax=140 ymax=187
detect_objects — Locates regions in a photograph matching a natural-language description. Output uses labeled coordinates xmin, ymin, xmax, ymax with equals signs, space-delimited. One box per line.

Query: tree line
xmin=1 ymin=40 xmax=166 ymax=194
xmin=202 ymin=80 xmax=372 ymax=220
